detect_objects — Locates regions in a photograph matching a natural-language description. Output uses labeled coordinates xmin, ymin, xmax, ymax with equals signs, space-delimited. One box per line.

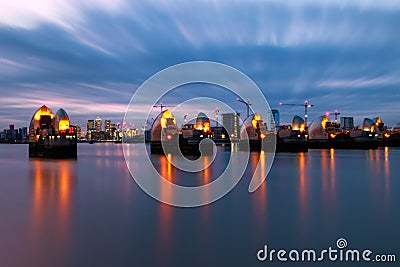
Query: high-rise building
xmin=76 ymin=125 xmax=82 ymax=139
xmin=87 ymin=120 xmax=94 ymax=132
xmin=110 ymin=123 xmax=116 ymax=140
xmin=269 ymin=109 xmax=280 ymax=130
xmin=86 ymin=120 xmax=95 ymax=141
xmin=95 ymin=117 xmax=102 ymax=132
xmin=21 ymin=127 xmax=28 ymax=140
xmin=222 ymin=113 xmax=240 ymax=140
xmin=105 ymin=120 xmax=111 ymax=133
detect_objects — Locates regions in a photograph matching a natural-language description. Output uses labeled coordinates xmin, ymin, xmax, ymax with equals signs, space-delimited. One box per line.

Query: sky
xmin=1 ymin=0 xmax=400 ymax=132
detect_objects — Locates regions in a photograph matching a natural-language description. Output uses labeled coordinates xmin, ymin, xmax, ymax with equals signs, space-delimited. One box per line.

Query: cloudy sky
xmin=1 ymin=0 xmax=400 ymax=131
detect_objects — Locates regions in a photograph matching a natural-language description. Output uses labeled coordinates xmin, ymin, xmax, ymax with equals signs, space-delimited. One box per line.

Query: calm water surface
xmin=0 ymin=144 xmax=399 ymax=266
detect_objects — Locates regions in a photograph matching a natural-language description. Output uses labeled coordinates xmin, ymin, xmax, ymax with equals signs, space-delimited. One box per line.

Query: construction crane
xmin=279 ymin=100 xmax=314 ymax=129
xmin=236 ymin=98 xmax=252 ymax=118
xmin=153 ymin=102 xmax=176 ymax=112
xmin=214 ymin=107 xmax=220 ymax=127
xmin=326 ymin=109 xmax=341 ymax=123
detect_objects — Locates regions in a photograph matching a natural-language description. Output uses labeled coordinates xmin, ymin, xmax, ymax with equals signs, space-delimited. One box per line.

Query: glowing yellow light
xmin=33 ymin=106 xmax=54 ymax=120
xmin=261 ymin=134 xmax=265 ymax=139
xmin=330 ymin=134 xmax=336 ymax=139
xmin=59 ymin=116 xmax=70 ymax=130
xmin=252 ymin=113 xmax=262 ymax=129
xmin=299 ymin=123 xmax=306 ymax=133
xmin=160 ymin=110 xmax=175 ymax=129
xmin=167 ymin=135 xmax=172 ymax=140
xmin=384 ymin=133 xmax=390 ymax=138
xmin=202 ymin=121 xmax=210 ymax=133
xmin=321 ymin=116 xmax=330 ymax=129
xmin=370 ymin=125 xmax=375 ymax=133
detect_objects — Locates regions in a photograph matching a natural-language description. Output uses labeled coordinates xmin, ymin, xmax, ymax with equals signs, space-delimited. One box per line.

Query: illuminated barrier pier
xmin=179 ymin=112 xmax=214 ymax=155
xmin=276 ymin=115 xmax=308 ymax=152
xmin=368 ymin=117 xmax=400 ymax=147
xmin=28 ymin=105 xmax=77 ymax=158
xmin=307 ymin=115 xmax=378 ymax=149
xmin=150 ymin=109 xmax=179 ymax=154
xmin=150 ymin=110 xmax=214 ymax=155
xmin=239 ymin=113 xmax=275 ymax=152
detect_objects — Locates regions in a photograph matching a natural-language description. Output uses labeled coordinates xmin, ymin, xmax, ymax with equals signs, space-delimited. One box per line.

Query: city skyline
xmin=1 ymin=0 xmax=400 ymax=129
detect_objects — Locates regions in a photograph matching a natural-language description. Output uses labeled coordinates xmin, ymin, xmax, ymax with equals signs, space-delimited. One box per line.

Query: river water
xmin=0 ymin=144 xmax=398 ymax=266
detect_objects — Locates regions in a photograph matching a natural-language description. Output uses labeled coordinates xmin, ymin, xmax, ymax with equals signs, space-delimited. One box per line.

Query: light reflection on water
xmin=29 ymin=159 xmax=76 ymax=266
xmin=0 ymin=144 xmax=399 ymax=267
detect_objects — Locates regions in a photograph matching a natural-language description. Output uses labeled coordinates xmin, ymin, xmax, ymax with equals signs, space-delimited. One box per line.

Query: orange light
xmin=59 ymin=116 xmax=70 ymax=131
xmin=321 ymin=116 xmax=330 ymax=129
xmin=167 ymin=135 xmax=172 ymax=140
xmin=33 ymin=106 xmax=54 ymax=120
xmin=384 ymin=133 xmax=390 ymax=138
xmin=330 ymin=134 xmax=336 ymax=139
xmin=261 ymin=134 xmax=265 ymax=139
xmin=299 ymin=124 xmax=305 ymax=133
xmin=252 ymin=113 xmax=262 ymax=129
xmin=160 ymin=110 xmax=175 ymax=128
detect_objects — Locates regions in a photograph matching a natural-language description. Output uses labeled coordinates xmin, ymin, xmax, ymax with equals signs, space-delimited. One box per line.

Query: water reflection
xmin=330 ymin=149 xmax=336 ymax=192
xmin=157 ymin=154 xmax=174 ymax=261
xmin=202 ymin=156 xmax=211 ymax=220
xmin=298 ymin=152 xmax=307 ymax=217
xmin=384 ymin=147 xmax=390 ymax=195
xmin=30 ymin=159 xmax=76 ymax=264
xmin=252 ymin=151 xmax=267 ymax=227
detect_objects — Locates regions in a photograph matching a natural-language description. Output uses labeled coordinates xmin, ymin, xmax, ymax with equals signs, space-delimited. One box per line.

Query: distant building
xmin=222 ymin=113 xmax=240 ymax=140
xmin=95 ymin=117 xmax=102 ymax=132
xmin=86 ymin=120 xmax=95 ymax=141
xmin=340 ymin=117 xmax=354 ymax=129
xmin=20 ymin=127 xmax=28 ymax=141
xmin=105 ymin=120 xmax=111 ymax=133
xmin=76 ymin=125 xmax=82 ymax=139
xmin=269 ymin=109 xmax=280 ymax=130
xmin=87 ymin=120 xmax=94 ymax=131
xmin=0 ymin=123 xmax=27 ymax=143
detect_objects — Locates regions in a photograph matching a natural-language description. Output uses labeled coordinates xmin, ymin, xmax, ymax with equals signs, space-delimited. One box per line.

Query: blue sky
xmin=1 ymin=0 xmax=400 ymax=131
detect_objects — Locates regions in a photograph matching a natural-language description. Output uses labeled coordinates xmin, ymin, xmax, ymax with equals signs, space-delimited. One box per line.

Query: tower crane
xmin=326 ymin=109 xmax=341 ymax=123
xmin=153 ymin=102 xmax=176 ymax=112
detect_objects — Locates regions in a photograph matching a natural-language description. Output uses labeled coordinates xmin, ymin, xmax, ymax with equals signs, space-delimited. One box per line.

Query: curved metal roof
xmin=292 ymin=115 xmax=305 ymax=131
xmin=151 ymin=109 xmax=178 ymax=141
xmin=240 ymin=113 xmax=267 ymax=140
xmin=55 ymin=108 xmax=69 ymax=121
xmin=197 ymin=112 xmax=208 ymax=119
xmin=55 ymin=108 xmax=70 ymax=132
xmin=29 ymin=105 xmax=55 ymax=141
xmin=362 ymin=118 xmax=374 ymax=131
xmin=308 ymin=115 xmax=330 ymax=140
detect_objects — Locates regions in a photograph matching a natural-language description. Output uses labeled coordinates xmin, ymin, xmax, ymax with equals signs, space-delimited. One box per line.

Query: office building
xmin=269 ymin=109 xmax=280 ymax=130
xmin=222 ymin=113 xmax=240 ymax=140
xmin=95 ymin=117 xmax=102 ymax=132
